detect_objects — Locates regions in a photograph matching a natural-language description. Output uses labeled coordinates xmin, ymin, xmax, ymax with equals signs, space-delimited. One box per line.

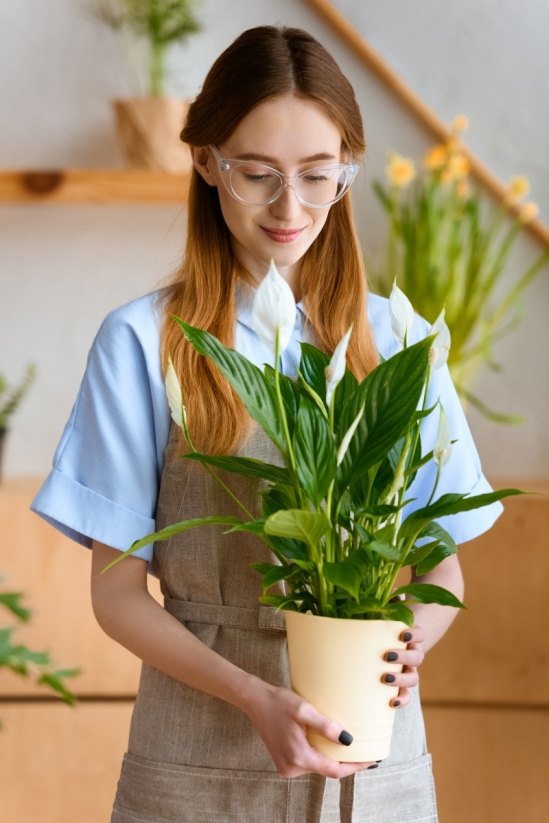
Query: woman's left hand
xmin=382 ymin=625 xmax=426 ymax=709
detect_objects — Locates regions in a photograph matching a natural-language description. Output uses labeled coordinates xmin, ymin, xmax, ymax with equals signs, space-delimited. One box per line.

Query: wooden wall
xmin=1 ymin=477 xmax=547 ymax=822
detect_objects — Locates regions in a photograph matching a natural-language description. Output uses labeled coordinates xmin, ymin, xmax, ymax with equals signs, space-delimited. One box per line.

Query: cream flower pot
xmin=112 ymin=98 xmax=193 ymax=174
xmin=285 ymin=611 xmax=408 ymax=762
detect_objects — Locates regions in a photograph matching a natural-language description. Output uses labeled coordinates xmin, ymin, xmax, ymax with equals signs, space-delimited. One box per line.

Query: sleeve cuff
xmin=436 ymin=472 xmax=504 ymax=546
xmin=30 ymin=469 xmax=156 ymax=562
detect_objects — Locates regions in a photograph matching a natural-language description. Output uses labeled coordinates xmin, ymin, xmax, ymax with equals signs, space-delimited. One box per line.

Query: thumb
xmin=296 ymin=701 xmax=354 ymax=747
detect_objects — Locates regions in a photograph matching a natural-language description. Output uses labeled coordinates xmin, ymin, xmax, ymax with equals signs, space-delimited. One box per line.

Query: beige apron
xmin=111 ymin=420 xmax=438 ymax=823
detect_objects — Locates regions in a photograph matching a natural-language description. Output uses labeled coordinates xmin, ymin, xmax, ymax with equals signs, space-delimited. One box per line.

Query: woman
xmin=31 ymin=25 xmax=502 ymax=823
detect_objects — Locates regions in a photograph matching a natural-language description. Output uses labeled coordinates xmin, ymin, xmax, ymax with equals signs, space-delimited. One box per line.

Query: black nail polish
xmin=403 ymin=631 xmax=412 ymax=642
xmin=385 ymin=674 xmax=395 ymax=683
xmin=367 ymin=764 xmax=379 ymax=770
xmin=387 ymin=652 xmax=398 ymax=662
xmin=376 ymin=760 xmax=382 ymax=763
xmin=338 ymin=730 xmax=353 ymax=746
xmin=394 ymin=700 xmax=401 ymax=707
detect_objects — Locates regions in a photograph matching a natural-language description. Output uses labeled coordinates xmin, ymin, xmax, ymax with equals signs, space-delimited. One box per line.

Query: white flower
xmin=389 ymin=280 xmax=415 ymax=347
xmin=251 ymin=259 xmax=296 ymax=354
xmin=434 ymin=404 xmax=452 ymax=467
xmin=325 ymin=323 xmax=354 ymax=409
xmin=336 ymin=404 xmax=364 ymax=466
xmin=166 ymin=354 xmax=186 ymax=430
xmin=429 ymin=308 xmax=451 ymax=369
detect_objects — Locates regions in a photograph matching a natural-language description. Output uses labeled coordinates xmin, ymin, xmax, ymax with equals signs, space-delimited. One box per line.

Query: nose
xmin=269 ymin=183 xmax=303 ymax=222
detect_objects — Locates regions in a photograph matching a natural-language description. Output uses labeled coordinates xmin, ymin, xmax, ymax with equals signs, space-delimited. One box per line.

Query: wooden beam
xmin=303 ymin=0 xmax=549 ymax=248
xmin=0 ymin=169 xmax=191 ymax=204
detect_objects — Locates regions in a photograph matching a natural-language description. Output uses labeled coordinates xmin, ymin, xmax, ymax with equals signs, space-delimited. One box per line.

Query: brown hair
xmin=159 ymin=25 xmax=378 ymax=455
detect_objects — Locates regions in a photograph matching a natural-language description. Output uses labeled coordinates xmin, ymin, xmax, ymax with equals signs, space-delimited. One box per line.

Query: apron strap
xmin=165 ymin=597 xmax=287 ymax=633
xmin=339 ymin=773 xmax=355 ymax=823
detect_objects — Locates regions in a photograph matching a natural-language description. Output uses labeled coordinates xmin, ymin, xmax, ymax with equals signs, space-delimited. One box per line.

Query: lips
xmin=260 ymin=226 xmax=305 ymax=243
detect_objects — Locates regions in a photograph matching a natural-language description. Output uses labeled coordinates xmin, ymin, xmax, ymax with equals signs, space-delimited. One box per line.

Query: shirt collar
xmin=234 ymin=278 xmax=307 ymax=333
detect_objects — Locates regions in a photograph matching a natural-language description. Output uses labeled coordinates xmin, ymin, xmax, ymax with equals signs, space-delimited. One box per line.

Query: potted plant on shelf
xmin=365 ymin=114 xmax=549 ymax=424
xmin=0 ymin=364 xmax=36 ymax=483
xmin=102 ymin=262 xmax=520 ymax=761
xmin=93 ymin=0 xmax=202 ymax=173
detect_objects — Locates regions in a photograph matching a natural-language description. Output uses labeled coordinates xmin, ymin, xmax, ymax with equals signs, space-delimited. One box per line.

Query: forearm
xmin=408 ymin=554 xmax=464 ymax=653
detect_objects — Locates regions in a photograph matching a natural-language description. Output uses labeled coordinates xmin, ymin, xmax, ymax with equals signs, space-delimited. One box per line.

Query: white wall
xmin=1 ymin=0 xmax=548 ymax=478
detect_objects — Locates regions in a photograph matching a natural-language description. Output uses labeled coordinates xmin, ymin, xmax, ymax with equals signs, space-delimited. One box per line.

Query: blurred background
xmin=1 ymin=1 xmax=548 ymax=821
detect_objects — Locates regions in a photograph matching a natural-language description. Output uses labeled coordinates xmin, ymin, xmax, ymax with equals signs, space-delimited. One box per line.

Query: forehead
xmin=222 ymin=95 xmax=343 ymax=161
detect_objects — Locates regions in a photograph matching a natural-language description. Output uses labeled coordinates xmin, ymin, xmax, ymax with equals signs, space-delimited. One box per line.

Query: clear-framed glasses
xmin=209 ymin=144 xmax=359 ymax=208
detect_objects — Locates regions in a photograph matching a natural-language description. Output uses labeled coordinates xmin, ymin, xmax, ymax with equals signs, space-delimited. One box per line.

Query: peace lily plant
xmin=103 ymin=263 xmax=520 ymax=625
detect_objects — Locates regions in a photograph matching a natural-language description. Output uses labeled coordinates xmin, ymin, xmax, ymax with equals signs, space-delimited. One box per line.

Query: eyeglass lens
xmin=227 ymin=163 xmax=350 ymax=206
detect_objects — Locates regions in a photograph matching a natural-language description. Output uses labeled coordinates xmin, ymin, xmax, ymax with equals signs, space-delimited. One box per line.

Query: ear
xmin=190 ymin=146 xmax=218 ymax=187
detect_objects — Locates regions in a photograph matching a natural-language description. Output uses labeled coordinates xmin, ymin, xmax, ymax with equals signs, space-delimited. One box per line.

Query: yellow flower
xmin=424 ymin=144 xmax=448 ymax=170
xmin=447 ymin=154 xmax=470 ymax=178
xmin=506 ymin=175 xmax=531 ymax=202
xmin=386 ymin=153 xmax=416 ymax=188
xmin=456 ymin=178 xmax=470 ymax=199
xmin=452 ymin=114 xmax=469 ymax=134
xmin=519 ymin=202 xmax=539 ymax=224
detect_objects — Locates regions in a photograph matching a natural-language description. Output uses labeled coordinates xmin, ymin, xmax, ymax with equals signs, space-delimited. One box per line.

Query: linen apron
xmin=111 ymin=419 xmax=438 ymax=823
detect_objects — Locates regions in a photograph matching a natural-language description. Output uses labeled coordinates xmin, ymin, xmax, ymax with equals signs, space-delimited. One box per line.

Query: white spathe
xmin=389 ymin=281 xmax=415 ymax=347
xmin=325 ymin=323 xmax=354 ymax=409
xmin=251 ymin=259 xmax=297 ymax=355
xmin=165 ymin=354 xmax=186 ymax=430
xmin=429 ymin=308 xmax=452 ymax=370
xmin=337 ymin=404 xmax=365 ymax=467
xmin=434 ymin=403 xmax=452 ymax=467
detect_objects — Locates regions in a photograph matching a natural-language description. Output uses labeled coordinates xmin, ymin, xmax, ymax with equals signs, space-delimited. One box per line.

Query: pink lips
xmin=260 ymin=226 xmax=305 ymax=243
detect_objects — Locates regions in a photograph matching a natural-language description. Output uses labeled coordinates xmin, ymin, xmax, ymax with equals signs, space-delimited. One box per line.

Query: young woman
xmin=31 ymin=26 xmax=502 ymax=823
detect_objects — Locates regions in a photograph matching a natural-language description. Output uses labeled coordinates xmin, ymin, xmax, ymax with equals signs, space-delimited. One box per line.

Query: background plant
xmin=0 ymin=364 xmax=36 ymax=431
xmin=365 ymin=115 xmax=549 ymax=424
xmin=104 ymin=266 xmax=519 ymax=625
xmin=0 ymin=581 xmax=79 ymax=728
xmin=93 ymin=0 xmax=202 ymax=96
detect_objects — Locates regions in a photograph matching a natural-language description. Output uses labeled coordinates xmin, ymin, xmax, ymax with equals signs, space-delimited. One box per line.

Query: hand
xmin=244 ymin=681 xmax=379 ymax=778
xmin=382 ymin=625 xmax=426 ymax=709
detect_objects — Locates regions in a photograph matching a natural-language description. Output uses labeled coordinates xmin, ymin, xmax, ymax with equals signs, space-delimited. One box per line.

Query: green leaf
xmin=384 ymin=601 xmax=415 ymax=626
xmin=297 ymin=343 xmax=329 ymax=404
xmin=366 ymin=540 xmax=402 ymax=561
xmin=264 ymin=510 xmax=331 ymax=550
xmin=392 ymin=583 xmax=466 ymax=609
xmin=341 ymin=598 xmax=388 ymax=616
xmin=183 ymin=453 xmax=290 ymax=485
xmin=355 ymin=504 xmax=401 ymax=519
xmin=258 ymin=595 xmax=299 ymax=611
xmin=293 ymin=396 xmax=337 ymax=506
xmin=264 ymin=365 xmax=300 ymax=437
xmin=37 ymin=671 xmax=79 ymax=706
xmin=336 ymin=336 xmax=434 ymax=491
xmin=172 ymin=316 xmax=287 ymax=455
xmin=101 ymin=515 xmax=244 ymax=572
xmin=251 ymin=562 xmax=302 ymax=594
xmin=323 ymin=554 xmax=367 ymax=601
xmin=0 ymin=592 xmax=31 ymax=621
xmin=400 ymin=489 xmax=524 ymax=540
xmin=296 ymin=369 xmax=328 ymax=418
xmin=413 ymin=523 xmax=457 ymax=575
xmin=224 ymin=519 xmax=266 ymax=535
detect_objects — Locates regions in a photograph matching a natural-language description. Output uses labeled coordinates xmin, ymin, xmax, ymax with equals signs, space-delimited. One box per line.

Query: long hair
xmin=159 ymin=25 xmax=378 ymax=455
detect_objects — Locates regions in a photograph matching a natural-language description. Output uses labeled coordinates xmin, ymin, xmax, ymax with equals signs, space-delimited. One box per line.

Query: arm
xmin=91 ymin=540 xmax=378 ymax=777
xmin=383 ymin=554 xmax=465 ymax=707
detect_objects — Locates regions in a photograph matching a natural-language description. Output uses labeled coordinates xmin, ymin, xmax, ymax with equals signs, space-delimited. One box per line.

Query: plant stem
xmin=149 ymin=40 xmax=166 ymax=97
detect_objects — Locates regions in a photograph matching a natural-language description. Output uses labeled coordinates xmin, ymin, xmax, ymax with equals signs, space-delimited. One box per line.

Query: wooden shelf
xmin=0 ymin=169 xmax=191 ymax=204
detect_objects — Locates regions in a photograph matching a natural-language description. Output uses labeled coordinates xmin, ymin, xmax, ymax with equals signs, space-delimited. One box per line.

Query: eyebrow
xmin=234 ymin=152 xmax=337 ymax=164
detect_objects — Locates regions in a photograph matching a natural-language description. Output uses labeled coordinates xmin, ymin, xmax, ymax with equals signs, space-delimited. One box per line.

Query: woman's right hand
xmin=243 ymin=680 xmax=378 ymax=778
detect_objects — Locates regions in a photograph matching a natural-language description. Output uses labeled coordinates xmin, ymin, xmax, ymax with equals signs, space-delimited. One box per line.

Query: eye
xmin=243 ymin=173 xmax=271 ymax=182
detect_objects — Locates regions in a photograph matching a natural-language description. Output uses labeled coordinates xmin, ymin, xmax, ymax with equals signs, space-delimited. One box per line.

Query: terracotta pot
xmin=285 ymin=611 xmax=408 ymax=762
xmin=112 ymin=98 xmax=193 ymax=174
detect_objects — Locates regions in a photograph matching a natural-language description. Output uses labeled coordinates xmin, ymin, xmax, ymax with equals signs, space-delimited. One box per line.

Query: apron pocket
xmin=111 ymin=751 xmax=311 ymax=823
xmin=353 ymin=752 xmax=438 ymax=823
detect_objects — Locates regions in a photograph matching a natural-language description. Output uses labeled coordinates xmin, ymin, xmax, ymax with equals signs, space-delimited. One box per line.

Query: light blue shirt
xmin=30 ymin=283 xmax=502 ymax=566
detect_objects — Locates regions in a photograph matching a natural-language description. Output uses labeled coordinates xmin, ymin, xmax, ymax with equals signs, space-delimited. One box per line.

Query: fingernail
xmin=393 ymin=699 xmax=401 ymax=707
xmin=376 ymin=760 xmax=382 ymax=763
xmin=367 ymin=764 xmax=379 ymax=769
xmin=385 ymin=674 xmax=395 ymax=683
xmin=403 ymin=631 xmax=412 ymax=642
xmin=387 ymin=652 xmax=398 ymax=662
xmin=338 ymin=730 xmax=353 ymax=746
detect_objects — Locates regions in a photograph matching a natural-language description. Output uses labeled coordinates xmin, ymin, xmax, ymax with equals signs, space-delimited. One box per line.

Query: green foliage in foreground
xmin=106 ymin=321 xmax=521 ymax=623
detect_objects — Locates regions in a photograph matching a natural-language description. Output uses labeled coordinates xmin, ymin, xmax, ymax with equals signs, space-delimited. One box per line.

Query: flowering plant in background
xmin=104 ymin=262 xmax=520 ymax=623
xmin=367 ymin=115 xmax=549 ymax=423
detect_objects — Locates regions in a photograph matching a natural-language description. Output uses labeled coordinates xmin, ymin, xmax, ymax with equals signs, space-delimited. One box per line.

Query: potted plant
xmin=366 ymin=115 xmax=549 ymax=424
xmin=93 ymin=0 xmax=202 ymax=172
xmin=103 ymin=263 xmax=520 ymax=761
xmin=0 ymin=364 xmax=36 ymax=483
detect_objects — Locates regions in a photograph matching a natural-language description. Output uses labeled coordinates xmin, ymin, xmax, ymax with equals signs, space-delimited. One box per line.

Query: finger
xmin=382 ymin=669 xmax=419 ymax=689
xmin=400 ymin=625 xmax=426 ymax=645
xmin=295 ymin=701 xmax=354 ymax=748
xmin=300 ymin=747 xmax=378 ymax=779
xmin=390 ymin=686 xmax=411 ymax=709
xmin=385 ymin=645 xmax=424 ymax=668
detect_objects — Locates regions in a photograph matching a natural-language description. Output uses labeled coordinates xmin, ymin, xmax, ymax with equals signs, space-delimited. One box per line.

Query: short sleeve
xmin=30 ymin=291 xmax=171 ymax=563
xmin=368 ymin=293 xmax=503 ymax=545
